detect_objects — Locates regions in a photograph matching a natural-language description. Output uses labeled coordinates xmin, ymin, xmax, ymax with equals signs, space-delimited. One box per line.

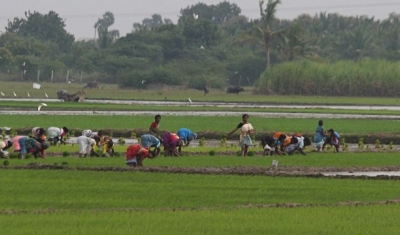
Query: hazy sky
xmin=0 ymin=0 xmax=398 ymax=40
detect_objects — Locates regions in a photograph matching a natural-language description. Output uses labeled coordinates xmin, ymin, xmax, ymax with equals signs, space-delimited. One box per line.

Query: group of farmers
xmin=259 ymin=119 xmax=340 ymax=156
xmin=0 ymin=126 xmax=69 ymax=159
xmin=127 ymin=113 xmax=341 ymax=167
xmin=0 ymin=114 xmax=340 ymax=167
xmin=126 ymin=115 xmax=198 ymax=167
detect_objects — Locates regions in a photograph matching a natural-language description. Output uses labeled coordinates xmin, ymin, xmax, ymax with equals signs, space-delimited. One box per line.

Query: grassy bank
xmin=3 ymin=81 xmax=400 ymax=104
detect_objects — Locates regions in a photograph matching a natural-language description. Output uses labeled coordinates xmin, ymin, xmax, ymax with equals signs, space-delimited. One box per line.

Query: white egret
xmin=37 ymin=103 xmax=47 ymax=111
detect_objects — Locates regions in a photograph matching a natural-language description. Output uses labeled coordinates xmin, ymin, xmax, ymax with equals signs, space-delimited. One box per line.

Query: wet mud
xmin=4 ymin=163 xmax=400 ymax=179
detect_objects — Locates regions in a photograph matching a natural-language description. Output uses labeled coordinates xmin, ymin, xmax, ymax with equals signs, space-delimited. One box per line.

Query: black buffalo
xmin=203 ymin=85 xmax=209 ymax=96
xmin=227 ymin=86 xmax=245 ymax=94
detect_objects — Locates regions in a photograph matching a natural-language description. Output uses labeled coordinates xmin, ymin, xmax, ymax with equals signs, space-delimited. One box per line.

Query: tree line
xmin=0 ymin=0 xmax=399 ymax=95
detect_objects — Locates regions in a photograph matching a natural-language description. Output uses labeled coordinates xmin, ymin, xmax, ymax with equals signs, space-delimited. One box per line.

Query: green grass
xmin=3 ymin=81 xmax=400 ymax=105
xmin=1 ymin=170 xmax=400 ymax=234
xmin=4 ymin=152 xmax=400 ymax=168
xmin=1 ymin=170 xmax=400 ymax=211
xmin=2 ymin=115 xmax=400 ymax=136
xmin=1 ymin=205 xmax=400 ymax=235
xmin=3 ymin=81 xmax=400 ymax=234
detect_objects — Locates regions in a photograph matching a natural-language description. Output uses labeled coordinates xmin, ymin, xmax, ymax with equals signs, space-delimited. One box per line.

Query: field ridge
xmin=3 ymin=164 xmax=400 ymax=179
xmin=2 ymin=197 xmax=400 ymax=215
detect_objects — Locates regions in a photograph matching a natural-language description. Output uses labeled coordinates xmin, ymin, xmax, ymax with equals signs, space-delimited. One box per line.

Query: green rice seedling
xmin=131 ymin=132 xmax=137 ymax=138
xmin=25 ymin=153 xmax=33 ymax=159
xmin=1 ymin=204 xmax=400 ymax=235
xmin=375 ymin=139 xmax=381 ymax=149
xmin=208 ymin=150 xmax=216 ymax=156
xmin=113 ymin=152 xmax=121 ymax=157
xmin=118 ymin=137 xmax=125 ymax=145
xmin=2 ymin=170 xmax=400 ymax=213
xmin=247 ymin=151 xmax=255 ymax=156
xmin=358 ymin=138 xmax=364 ymax=150
xmin=199 ymin=138 xmax=206 ymax=147
xmin=389 ymin=141 xmax=394 ymax=150
xmin=8 ymin=153 xmax=19 ymax=159
xmin=220 ymin=138 xmax=227 ymax=147
xmin=63 ymin=151 xmax=70 ymax=157
xmin=10 ymin=129 xmax=17 ymax=137
xmin=3 ymin=160 xmax=10 ymax=166
xmin=4 ymin=151 xmax=400 ymax=168
xmin=3 ymin=115 xmax=400 ymax=138
xmin=61 ymin=161 xmax=69 ymax=166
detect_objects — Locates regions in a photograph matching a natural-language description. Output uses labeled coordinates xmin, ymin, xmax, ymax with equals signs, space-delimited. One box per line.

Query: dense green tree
xmin=133 ymin=14 xmax=173 ymax=31
xmin=6 ymin=11 xmax=74 ymax=52
xmin=180 ymin=1 xmax=241 ymax=24
xmin=180 ymin=17 xmax=220 ymax=47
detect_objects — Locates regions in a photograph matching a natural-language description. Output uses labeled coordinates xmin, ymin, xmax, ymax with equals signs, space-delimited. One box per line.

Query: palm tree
xmin=257 ymin=0 xmax=284 ymax=69
xmin=94 ymin=12 xmax=117 ymax=48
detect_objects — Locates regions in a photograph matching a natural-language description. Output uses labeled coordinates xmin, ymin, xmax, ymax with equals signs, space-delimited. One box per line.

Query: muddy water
xmin=2 ymin=98 xmax=400 ymax=119
xmin=3 ymin=98 xmax=400 ymax=110
xmin=1 ymin=110 xmax=400 ymax=119
xmin=322 ymin=171 xmax=400 ymax=177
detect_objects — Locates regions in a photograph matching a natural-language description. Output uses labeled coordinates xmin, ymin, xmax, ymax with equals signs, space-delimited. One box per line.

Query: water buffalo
xmin=227 ymin=86 xmax=245 ymax=94
xmin=203 ymin=85 xmax=209 ymax=96
xmin=84 ymin=81 xmax=99 ymax=89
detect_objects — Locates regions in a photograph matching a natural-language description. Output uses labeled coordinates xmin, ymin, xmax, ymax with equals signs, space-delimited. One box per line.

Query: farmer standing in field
xmin=125 ymin=144 xmax=156 ymax=167
xmin=227 ymin=114 xmax=256 ymax=157
xmin=140 ymin=134 xmax=161 ymax=157
xmin=313 ymin=120 xmax=325 ymax=152
xmin=149 ymin=115 xmax=161 ymax=137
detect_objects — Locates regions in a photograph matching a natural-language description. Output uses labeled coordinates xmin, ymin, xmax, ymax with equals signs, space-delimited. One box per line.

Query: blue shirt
xmin=177 ymin=128 xmax=197 ymax=142
xmin=140 ymin=134 xmax=160 ymax=148
xmin=314 ymin=125 xmax=325 ymax=143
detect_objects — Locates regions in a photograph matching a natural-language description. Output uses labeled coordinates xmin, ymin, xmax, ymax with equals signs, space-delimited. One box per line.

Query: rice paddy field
xmin=2 ymin=81 xmax=400 ymax=234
